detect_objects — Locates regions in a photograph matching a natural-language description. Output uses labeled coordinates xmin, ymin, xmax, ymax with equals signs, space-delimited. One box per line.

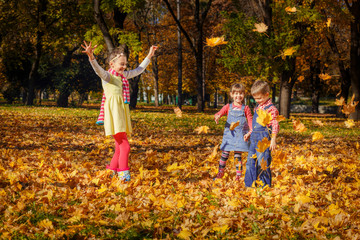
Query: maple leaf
xmin=296 ymin=194 xmax=312 ymax=204
xmin=312 ymin=119 xmax=324 ymax=127
xmin=256 ymin=108 xmax=272 ymax=127
xmin=344 ymin=119 xmax=355 ymax=128
xmin=177 ymin=228 xmax=192 ymax=239
xmin=229 ymin=120 xmax=240 ymax=130
xmin=276 ymin=115 xmax=286 ymax=122
xmin=260 ymin=158 xmax=268 ymax=171
xmin=335 ymin=97 xmax=345 ymax=106
xmin=174 ymin=107 xmax=182 ymax=117
xmin=38 ymin=219 xmax=54 ymax=229
xmin=285 ymin=6 xmax=297 ymax=13
xmin=281 ymin=47 xmax=297 ymax=59
xmin=298 ymin=75 xmax=305 ymax=82
xmin=312 ymin=132 xmax=324 ymax=142
xmin=212 ymin=225 xmax=229 ymax=233
xmin=194 ymin=125 xmax=209 ymax=134
xmin=319 ymin=73 xmax=332 ymax=80
xmin=326 ymin=18 xmax=332 ymax=27
xmin=205 ymin=36 xmax=227 ymax=47
xmin=256 ymin=137 xmax=270 ymax=153
xmin=292 ymin=119 xmax=307 ymax=132
xmin=342 ymin=94 xmax=359 ymax=115
xmin=253 ymin=23 xmax=268 ymax=33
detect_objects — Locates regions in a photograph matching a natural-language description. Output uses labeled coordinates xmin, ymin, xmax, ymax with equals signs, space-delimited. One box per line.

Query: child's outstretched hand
xmin=269 ymin=137 xmax=276 ymax=151
xmin=214 ymin=114 xmax=221 ymax=124
xmin=81 ymin=41 xmax=97 ymax=61
xmin=244 ymin=132 xmax=251 ymax=142
xmin=147 ymin=45 xmax=158 ymax=59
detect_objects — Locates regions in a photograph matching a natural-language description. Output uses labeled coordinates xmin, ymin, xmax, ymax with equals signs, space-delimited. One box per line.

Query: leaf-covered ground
xmin=0 ymin=105 xmax=359 ymax=239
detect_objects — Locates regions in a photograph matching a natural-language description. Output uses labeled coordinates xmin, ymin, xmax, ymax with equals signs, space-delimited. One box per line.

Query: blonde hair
xmin=107 ymin=44 xmax=129 ymax=64
xmin=251 ymin=80 xmax=270 ymax=95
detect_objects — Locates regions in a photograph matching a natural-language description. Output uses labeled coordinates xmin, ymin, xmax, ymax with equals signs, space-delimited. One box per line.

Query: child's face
xmin=253 ymin=92 xmax=270 ymax=105
xmin=110 ymin=56 xmax=127 ymax=74
xmin=230 ymin=90 xmax=245 ymax=105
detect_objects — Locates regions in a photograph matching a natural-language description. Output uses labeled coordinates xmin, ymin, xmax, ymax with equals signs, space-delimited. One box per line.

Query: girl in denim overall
xmin=214 ymin=83 xmax=253 ymax=180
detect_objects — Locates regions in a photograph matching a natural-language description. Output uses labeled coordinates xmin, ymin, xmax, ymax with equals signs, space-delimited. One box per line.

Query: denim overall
xmin=244 ymin=104 xmax=273 ymax=187
xmin=220 ymin=104 xmax=250 ymax=152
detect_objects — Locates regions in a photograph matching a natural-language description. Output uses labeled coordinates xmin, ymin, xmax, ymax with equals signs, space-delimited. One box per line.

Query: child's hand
xmin=269 ymin=137 xmax=276 ymax=151
xmin=81 ymin=41 xmax=97 ymax=61
xmin=244 ymin=132 xmax=251 ymax=142
xmin=214 ymin=114 xmax=221 ymax=124
xmin=148 ymin=45 xmax=158 ymax=58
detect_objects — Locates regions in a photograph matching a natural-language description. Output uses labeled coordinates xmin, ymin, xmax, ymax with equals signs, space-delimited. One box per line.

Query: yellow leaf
xmin=285 ymin=6 xmax=297 ymax=13
xmin=319 ymin=73 xmax=332 ymax=80
xmin=166 ymin=162 xmax=185 ymax=172
xmin=335 ymin=97 xmax=345 ymax=106
xmin=312 ymin=132 xmax=324 ymax=142
xmin=92 ymin=178 xmax=100 ymax=185
xmin=178 ymin=229 xmax=192 ymax=240
xmin=194 ymin=126 xmax=209 ymax=134
xmin=309 ymin=205 xmax=318 ymax=213
xmin=356 ymin=142 xmax=359 ymax=150
xmin=253 ymin=23 xmax=268 ymax=33
xmin=342 ymin=94 xmax=359 ymax=115
xmin=260 ymin=158 xmax=268 ymax=171
xmin=206 ymin=36 xmax=228 ymax=47
xmin=276 ymin=115 xmax=286 ymax=122
xmin=280 ymin=47 xmax=296 ymax=59
xmin=326 ymin=18 xmax=332 ymax=27
xmin=38 ymin=219 xmax=54 ymax=229
xmin=174 ymin=107 xmax=182 ymax=117
xmin=97 ymin=184 xmax=107 ymax=194
xmin=328 ymin=204 xmax=341 ymax=216
xmin=292 ymin=119 xmax=307 ymax=132
xmin=256 ymin=137 xmax=270 ymax=153
xmin=298 ymin=75 xmax=305 ymax=82
xmin=296 ymin=195 xmax=312 ymax=204
xmin=345 ymin=119 xmax=355 ymax=128
xmin=212 ymin=225 xmax=228 ymax=233
xmin=229 ymin=120 xmax=240 ymax=130
xmin=256 ymin=108 xmax=272 ymax=127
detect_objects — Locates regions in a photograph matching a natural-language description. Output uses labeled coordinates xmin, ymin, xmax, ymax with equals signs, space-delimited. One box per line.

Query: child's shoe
xmin=213 ymin=170 xmax=224 ymax=180
xmin=96 ymin=120 xmax=104 ymax=125
xmin=118 ymin=170 xmax=131 ymax=182
xmin=106 ymin=165 xmax=117 ymax=178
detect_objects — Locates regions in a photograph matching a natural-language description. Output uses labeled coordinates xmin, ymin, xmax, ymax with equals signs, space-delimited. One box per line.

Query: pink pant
xmin=108 ymin=132 xmax=130 ymax=171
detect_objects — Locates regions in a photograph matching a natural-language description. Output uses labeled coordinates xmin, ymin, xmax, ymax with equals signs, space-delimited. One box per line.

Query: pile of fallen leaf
xmin=0 ymin=106 xmax=359 ymax=239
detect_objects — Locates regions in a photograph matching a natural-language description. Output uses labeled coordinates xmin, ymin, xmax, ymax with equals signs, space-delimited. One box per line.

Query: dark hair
xmin=107 ymin=44 xmax=129 ymax=64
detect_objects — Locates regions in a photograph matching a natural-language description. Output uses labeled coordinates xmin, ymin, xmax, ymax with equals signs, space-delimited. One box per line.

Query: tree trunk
xmin=129 ymin=76 xmax=140 ymax=109
xmin=349 ymin=2 xmax=360 ymax=120
xmin=93 ymin=0 xmax=114 ymax=52
xmin=214 ymin=89 xmax=218 ymax=108
xmin=310 ymin=61 xmax=321 ymax=113
xmin=279 ymin=58 xmax=296 ymax=118
xmin=177 ymin=0 xmax=183 ymax=109
xmin=153 ymin=56 xmax=159 ymax=107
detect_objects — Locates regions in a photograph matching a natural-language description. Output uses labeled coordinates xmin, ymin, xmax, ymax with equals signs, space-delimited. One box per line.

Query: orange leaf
xmin=206 ymin=36 xmax=227 ymax=47
xmin=292 ymin=119 xmax=307 ymax=132
xmin=229 ymin=120 xmax=240 ymax=130
xmin=256 ymin=137 xmax=270 ymax=153
xmin=174 ymin=107 xmax=182 ymax=117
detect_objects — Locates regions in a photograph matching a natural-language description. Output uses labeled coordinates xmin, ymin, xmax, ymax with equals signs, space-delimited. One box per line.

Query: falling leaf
xmin=292 ymin=119 xmax=307 ymax=132
xmin=256 ymin=137 xmax=271 ymax=153
xmin=298 ymin=75 xmax=305 ymax=82
xmin=260 ymin=158 xmax=268 ymax=171
xmin=285 ymin=6 xmax=297 ymax=13
xmin=229 ymin=121 xmax=240 ymax=130
xmin=174 ymin=107 xmax=183 ymax=118
xmin=335 ymin=97 xmax=345 ymax=106
xmin=344 ymin=119 xmax=355 ymax=128
xmin=194 ymin=126 xmax=209 ymax=134
xmin=256 ymin=108 xmax=272 ymax=127
xmin=276 ymin=115 xmax=286 ymax=122
xmin=326 ymin=18 xmax=332 ymax=27
xmin=312 ymin=132 xmax=324 ymax=142
xmin=206 ymin=36 xmax=228 ymax=47
xmin=253 ymin=23 xmax=268 ymax=33
xmin=281 ymin=47 xmax=297 ymax=59
xmin=319 ymin=73 xmax=332 ymax=80
xmin=342 ymin=94 xmax=359 ymax=115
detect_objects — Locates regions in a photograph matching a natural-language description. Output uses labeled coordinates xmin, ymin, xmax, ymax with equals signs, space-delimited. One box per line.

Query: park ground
xmin=0 ymin=104 xmax=359 ymax=239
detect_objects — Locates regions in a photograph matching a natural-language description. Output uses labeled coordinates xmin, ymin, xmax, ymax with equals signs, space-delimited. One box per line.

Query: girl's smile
xmin=230 ymin=91 xmax=245 ymax=105
xmin=110 ymin=56 xmax=127 ymax=74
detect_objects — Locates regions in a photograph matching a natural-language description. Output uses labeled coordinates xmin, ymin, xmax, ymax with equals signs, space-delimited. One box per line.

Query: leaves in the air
xmin=312 ymin=131 xmax=324 ymax=142
xmin=285 ymin=6 xmax=297 ymax=14
xmin=292 ymin=119 xmax=307 ymax=132
xmin=253 ymin=23 xmax=268 ymax=33
xmin=194 ymin=125 xmax=209 ymax=134
xmin=205 ymin=36 xmax=227 ymax=47
xmin=174 ymin=107 xmax=183 ymax=117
